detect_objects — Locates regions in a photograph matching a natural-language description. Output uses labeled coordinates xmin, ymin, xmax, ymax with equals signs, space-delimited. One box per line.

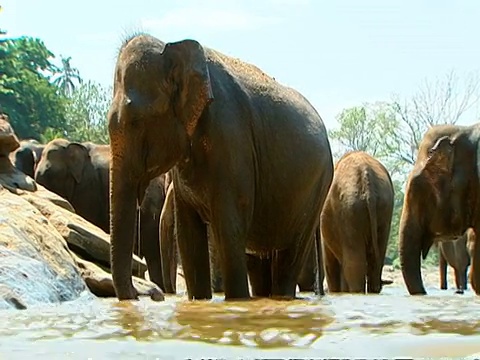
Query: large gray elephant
xmin=10 ymin=139 xmax=45 ymax=178
xmin=321 ymin=151 xmax=394 ymax=293
xmin=399 ymin=124 xmax=480 ymax=295
xmin=35 ymin=138 xmax=168 ymax=289
xmin=108 ymin=34 xmax=334 ymax=301
xmin=438 ymin=234 xmax=470 ymax=294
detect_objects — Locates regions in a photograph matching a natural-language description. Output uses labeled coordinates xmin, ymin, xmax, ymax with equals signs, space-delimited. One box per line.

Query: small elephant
xmin=35 ymin=139 xmax=168 ymax=289
xmin=35 ymin=139 xmax=111 ymax=233
xmin=399 ymin=125 xmax=480 ymax=295
xmin=321 ymin=151 xmax=394 ymax=293
xmin=108 ymin=34 xmax=334 ymax=301
xmin=10 ymin=139 xmax=45 ymax=178
xmin=438 ymin=234 xmax=470 ymax=294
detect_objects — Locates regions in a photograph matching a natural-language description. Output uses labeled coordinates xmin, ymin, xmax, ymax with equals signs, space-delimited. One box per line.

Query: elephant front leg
xmin=175 ymin=198 xmax=212 ymax=300
xmin=454 ymin=268 xmax=466 ymax=294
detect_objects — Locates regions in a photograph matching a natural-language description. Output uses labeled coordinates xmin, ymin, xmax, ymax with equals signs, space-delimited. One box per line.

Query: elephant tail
xmin=366 ymin=190 xmax=380 ymax=269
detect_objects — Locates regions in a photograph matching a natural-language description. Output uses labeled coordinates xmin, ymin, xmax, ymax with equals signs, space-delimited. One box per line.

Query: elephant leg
xmin=160 ymin=184 xmax=177 ymax=294
xmin=139 ymin=210 xmax=164 ymax=290
xmin=439 ymin=251 xmax=447 ymax=290
xmin=175 ymin=197 xmax=212 ymax=300
xmin=246 ymin=254 xmax=272 ymax=297
xmin=342 ymin=246 xmax=367 ymax=293
xmin=367 ymin=226 xmax=388 ymax=294
xmin=324 ymin=245 xmax=341 ymax=293
xmin=297 ymin=246 xmax=316 ymax=292
xmin=208 ymin=227 xmax=224 ymax=293
xmin=271 ymin=234 xmax=315 ymax=299
xmin=340 ymin=272 xmax=348 ymax=292
xmin=454 ymin=267 xmax=466 ymax=294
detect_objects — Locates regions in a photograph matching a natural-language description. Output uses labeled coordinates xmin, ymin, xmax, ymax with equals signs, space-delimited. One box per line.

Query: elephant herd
xmin=11 ymin=33 xmax=480 ymax=302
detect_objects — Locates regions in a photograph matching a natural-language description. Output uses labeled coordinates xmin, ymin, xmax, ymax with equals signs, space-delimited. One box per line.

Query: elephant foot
xmin=454 ymin=289 xmax=465 ymax=295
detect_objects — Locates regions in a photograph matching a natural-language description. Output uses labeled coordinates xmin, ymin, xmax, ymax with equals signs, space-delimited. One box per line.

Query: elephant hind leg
xmin=342 ymin=246 xmax=367 ymax=293
xmin=324 ymin=246 xmax=341 ymax=293
xmin=247 ymin=254 xmax=272 ymax=297
xmin=454 ymin=267 xmax=467 ymax=293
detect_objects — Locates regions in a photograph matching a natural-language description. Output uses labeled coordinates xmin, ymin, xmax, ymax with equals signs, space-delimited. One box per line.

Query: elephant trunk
xmin=110 ymin=164 xmax=139 ymax=300
xmin=399 ymin=209 xmax=427 ymax=295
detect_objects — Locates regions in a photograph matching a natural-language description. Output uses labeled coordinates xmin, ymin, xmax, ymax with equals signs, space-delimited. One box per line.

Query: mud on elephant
xmin=108 ymin=34 xmax=333 ymax=301
xmin=34 ymin=138 xmax=169 ymax=290
xmin=321 ymin=151 xmax=394 ymax=294
xmin=399 ymin=124 xmax=480 ymax=295
xmin=438 ymin=232 xmax=470 ymax=294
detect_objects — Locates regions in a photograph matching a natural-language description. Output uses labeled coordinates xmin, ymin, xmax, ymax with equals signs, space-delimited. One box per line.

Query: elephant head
xmin=108 ymin=34 xmax=214 ymax=299
xmin=12 ymin=140 xmax=45 ymax=178
xmin=399 ymin=125 xmax=478 ymax=295
xmin=34 ymin=138 xmax=90 ymax=201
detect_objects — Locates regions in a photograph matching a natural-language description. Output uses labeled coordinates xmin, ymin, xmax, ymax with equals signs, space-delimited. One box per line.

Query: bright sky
xmin=3 ymin=0 xmax=480 ymax=129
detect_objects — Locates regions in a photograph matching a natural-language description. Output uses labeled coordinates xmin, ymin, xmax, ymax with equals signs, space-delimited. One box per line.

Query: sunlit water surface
xmin=1 ymin=285 xmax=480 ymax=359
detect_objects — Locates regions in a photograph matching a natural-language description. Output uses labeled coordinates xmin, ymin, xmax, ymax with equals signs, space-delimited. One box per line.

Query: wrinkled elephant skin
xmin=108 ymin=34 xmax=334 ymax=301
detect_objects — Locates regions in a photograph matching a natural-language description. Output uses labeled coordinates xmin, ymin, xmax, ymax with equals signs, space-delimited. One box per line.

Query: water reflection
xmin=0 ymin=287 xmax=480 ymax=358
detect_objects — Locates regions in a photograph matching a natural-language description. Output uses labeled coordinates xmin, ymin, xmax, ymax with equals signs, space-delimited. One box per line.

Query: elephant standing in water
xmin=438 ymin=233 xmax=470 ymax=294
xmin=399 ymin=124 xmax=480 ymax=295
xmin=108 ymin=34 xmax=333 ymax=301
xmin=34 ymin=138 xmax=168 ymax=289
xmin=11 ymin=139 xmax=45 ymax=178
xmin=321 ymin=151 xmax=394 ymax=293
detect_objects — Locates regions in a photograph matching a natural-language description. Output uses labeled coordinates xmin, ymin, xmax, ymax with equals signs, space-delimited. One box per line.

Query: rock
xmin=0 ymin=187 xmax=87 ymax=310
xmin=0 ymin=113 xmax=20 ymax=156
xmin=73 ymin=254 xmax=164 ymax=301
xmin=19 ymin=191 xmax=147 ymax=276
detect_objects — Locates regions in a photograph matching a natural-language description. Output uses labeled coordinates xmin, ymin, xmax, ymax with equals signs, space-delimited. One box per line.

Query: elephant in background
xmin=438 ymin=234 xmax=470 ymax=294
xmin=466 ymin=227 xmax=479 ymax=294
xmin=10 ymin=139 xmax=45 ymax=178
xmin=34 ymin=138 xmax=168 ymax=289
xmin=399 ymin=124 xmax=480 ymax=295
xmin=108 ymin=34 xmax=333 ymax=301
xmin=321 ymin=151 xmax=394 ymax=294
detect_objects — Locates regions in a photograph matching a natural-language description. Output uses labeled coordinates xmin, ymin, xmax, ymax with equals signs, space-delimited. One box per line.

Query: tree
xmin=390 ymin=70 xmax=480 ymax=167
xmin=48 ymin=80 xmax=111 ymax=144
xmin=52 ymin=55 xmax=82 ymax=96
xmin=0 ymin=36 xmax=67 ymax=139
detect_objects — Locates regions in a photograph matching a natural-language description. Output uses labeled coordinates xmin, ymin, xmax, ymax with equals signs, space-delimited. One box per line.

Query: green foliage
xmin=59 ymin=80 xmax=111 ymax=144
xmin=0 ymin=36 xmax=67 ymax=140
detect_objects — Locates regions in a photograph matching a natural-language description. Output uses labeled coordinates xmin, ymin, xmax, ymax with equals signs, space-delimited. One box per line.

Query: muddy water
xmin=1 ymin=285 xmax=480 ymax=359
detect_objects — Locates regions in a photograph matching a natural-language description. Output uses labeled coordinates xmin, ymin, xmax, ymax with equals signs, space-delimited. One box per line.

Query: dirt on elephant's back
xmin=1 ymin=265 xmax=480 ymax=359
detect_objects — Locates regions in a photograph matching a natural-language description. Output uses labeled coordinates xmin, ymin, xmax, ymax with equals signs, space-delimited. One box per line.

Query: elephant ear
xmin=162 ymin=39 xmax=214 ymax=138
xmin=66 ymin=143 xmax=88 ymax=183
xmin=421 ymin=135 xmax=455 ymax=196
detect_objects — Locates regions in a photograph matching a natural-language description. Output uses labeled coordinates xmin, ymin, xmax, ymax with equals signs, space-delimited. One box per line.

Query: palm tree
xmin=53 ymin=55 xmax=82 ymax=96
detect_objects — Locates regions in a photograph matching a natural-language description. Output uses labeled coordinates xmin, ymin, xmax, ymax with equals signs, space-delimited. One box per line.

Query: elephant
xmin=438 ymin=233 xmax=470 ymax=294
xmin=159 ymin=182 xmax=324 ymax=295
xmin=465 ymin=227 xmax=479 ymax=294
xmin=399 ymin=124 xmax=480 ymax=295
xmin=35 ymin=139 xmax=111 ymax=233
xmin=108 ymin=34 xmax=334 ymax=301
xmin=320 ymin=151 xmax=394 ymax=293
xmin=10 ymin=139 xmax=45 ymax=178
xmin=34 ymin=138 xmax=168 ymax=289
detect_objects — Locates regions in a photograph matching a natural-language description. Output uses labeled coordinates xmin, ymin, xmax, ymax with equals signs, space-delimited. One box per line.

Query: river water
xmin=1 ymin=285 xmax=480 ymax=359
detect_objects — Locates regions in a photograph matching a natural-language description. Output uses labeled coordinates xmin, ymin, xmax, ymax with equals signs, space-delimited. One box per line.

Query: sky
xmin=3 ymin=0 xmax=480 ymax=130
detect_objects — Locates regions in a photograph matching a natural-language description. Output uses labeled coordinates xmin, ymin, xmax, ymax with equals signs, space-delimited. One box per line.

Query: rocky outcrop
xmin=0 ymin=114 xmax=164 ymax=309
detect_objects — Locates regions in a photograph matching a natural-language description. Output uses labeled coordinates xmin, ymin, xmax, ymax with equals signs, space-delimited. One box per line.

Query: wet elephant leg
xmin=160 ymin=185 xmax=177 ymax=294
xmin=342 ymin=246 xmax=367 ymax=293
xmin=208 ymin=227 xmax=224 ymax=293
xmin=175 ymin=197 xmax=212 ymax=300
xmin=246 ymin=254 xmax=272 ymax=297
xmin=454 ymin=268 xmax=466 ymax=294
xmin=139 ymin=208 xmax=163 ymax=290
xmin=367 ymin=225 xmax=389 ymax=294
xmin=340 ymin=273 xmax=348 ymax=292
xmin=297 ymin=246 xmax=316 ymax=292
xmin=439 ymin=251 xmax=448 ymax=290
xmin=324 ymin=245 xmax=341 ymax=293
